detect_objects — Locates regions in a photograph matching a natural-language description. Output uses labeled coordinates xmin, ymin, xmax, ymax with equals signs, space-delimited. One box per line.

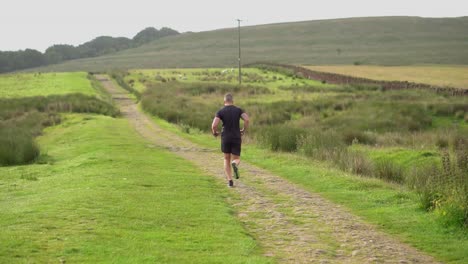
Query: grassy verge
xmin=145 ymin=113 xmax=468 ymax=263
xmin=0 ymin=114 xmax=271 ymax=263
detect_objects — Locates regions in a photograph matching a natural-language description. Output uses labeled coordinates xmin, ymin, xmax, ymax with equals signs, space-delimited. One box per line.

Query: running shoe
xmin=228 ymin=180 xmax=234 ymax=188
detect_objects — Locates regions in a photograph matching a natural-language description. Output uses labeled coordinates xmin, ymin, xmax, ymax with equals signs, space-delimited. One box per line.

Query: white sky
xmin=1 ymin=0 xmax=467 ymax=52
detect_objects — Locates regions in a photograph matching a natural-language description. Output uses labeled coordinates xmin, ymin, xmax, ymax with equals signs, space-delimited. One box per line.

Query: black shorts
xmin=221 ymin=139 xmax=241 ymax=156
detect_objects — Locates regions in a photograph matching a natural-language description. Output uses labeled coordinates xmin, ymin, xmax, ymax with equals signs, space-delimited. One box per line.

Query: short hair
xmin=224 ymin=93 xmax=233 ymax=103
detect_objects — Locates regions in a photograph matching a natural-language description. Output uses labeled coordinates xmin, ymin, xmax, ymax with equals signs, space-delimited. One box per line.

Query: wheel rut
xmin=97 ymin=75 xmax=441 ymax=264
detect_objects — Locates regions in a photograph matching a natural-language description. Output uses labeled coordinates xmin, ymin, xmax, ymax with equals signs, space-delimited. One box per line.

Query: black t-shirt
xmin=216 ymin=105 xmax=244 ymax=141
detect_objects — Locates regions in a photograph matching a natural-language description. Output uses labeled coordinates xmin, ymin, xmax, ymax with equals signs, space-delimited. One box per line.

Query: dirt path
xmin=97 ymin=75 xmax=441 ymax=264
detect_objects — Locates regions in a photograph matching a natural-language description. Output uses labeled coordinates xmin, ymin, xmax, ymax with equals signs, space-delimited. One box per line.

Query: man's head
xmin=224 ymin=93 xmax=234 ymax=105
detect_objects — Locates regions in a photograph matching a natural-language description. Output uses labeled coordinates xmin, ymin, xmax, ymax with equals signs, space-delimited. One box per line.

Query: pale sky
xmin=1 ymin=0 xmax=467 ymax=52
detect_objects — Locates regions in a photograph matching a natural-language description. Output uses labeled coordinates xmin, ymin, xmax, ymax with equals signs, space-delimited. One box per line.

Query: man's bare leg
xmin=232 ymin=155 xmax=240 ymax=166
xmin=224 ymin=153 xmax=233 ymax=181
xmin=231 ymin=154 xmax=241 ymax=179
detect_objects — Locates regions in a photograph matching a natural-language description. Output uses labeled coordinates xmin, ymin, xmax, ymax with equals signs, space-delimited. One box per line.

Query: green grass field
xmin=0 ymin=72 xmax=98 ymax=98
xmin=306 ymin=65 xmax=468 ymax=89
xmin=32 ymin=16 xmax=468 ymax=72
xmin=144 ymin=113 xmax=468 ymax=263
xmin=122 ymin=66 xmax=467 ymax=262
xmin=0 ymin=114 xmax=270 ymax=263
xmin=2 ymin=66 xmax=467 ymax=262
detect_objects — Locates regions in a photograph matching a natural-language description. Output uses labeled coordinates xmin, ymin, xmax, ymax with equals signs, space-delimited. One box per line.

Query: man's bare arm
xmin=241 ymin=113 xmax=249 ymax=135
xmin=211 ymin=117 xmax=221 ymax=136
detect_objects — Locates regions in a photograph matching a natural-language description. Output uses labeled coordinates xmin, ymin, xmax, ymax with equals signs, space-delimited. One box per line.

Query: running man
xmin=211 ymin=93 xmax=249 ymax=188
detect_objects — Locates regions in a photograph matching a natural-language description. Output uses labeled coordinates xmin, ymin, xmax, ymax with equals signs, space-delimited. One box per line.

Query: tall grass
xmin=0 ymin=127 xmax=39 ymax=166
xmin=408 ymin=149 xmax=468 ymax=228
xmin=373 ymin=159 xmax=404 ymax=183
xmin=0 ymin=112 xmax=59 ymax=165
xmin=0 ymin=94 xmax=119 ymax=166
xmin=0 ymin=94 xmax=119 ymax=119
xmin=256 ymin=125 xmax=305 ymax=152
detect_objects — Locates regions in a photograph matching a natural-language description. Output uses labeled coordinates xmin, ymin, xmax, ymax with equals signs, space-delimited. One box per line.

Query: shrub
xmin=0 ymin=94 xmax=119 ymax=119
xmin=342 ymin=130 xmax=376 ymax=145
xmin=435 ymin=134 xmax=449 ymax=149
xmin=373 ymin=159 xmax=404 ymax=183
xmin=257 ymin=125 xmax=305 ymax=152
xmin=455 ymin=110 xmax=465 ymax=119
xmin=408 ymin=151 xmax=468 ymax=228
xmin=336 ymin=150 xmax=374 ymax=176
xmin=432 ymin=103 xmax=468 ymax=116
xmin=0 ymin=112 xmax=56 ymax=166
xmin=0 ymin=127 xmax=39 ymax=166
xmin=299 ymin=129 xmax=346 ymax=160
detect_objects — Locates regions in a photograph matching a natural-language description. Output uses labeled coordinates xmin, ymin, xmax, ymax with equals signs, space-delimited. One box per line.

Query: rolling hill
xmin=34 ymin=16 xmax=468 ymax=72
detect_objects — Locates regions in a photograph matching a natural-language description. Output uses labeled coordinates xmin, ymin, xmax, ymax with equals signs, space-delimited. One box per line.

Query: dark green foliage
xmin=0 ymin=49 xmax=45 ymax=72
xmin=45 ymin=45 xmax=80 ymax=64
xmin=133 ymin=27 xmax=179 ymax=46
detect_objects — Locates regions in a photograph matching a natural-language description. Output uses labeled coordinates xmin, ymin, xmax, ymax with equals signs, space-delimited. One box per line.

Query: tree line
xmin=0 ymin=27 xmax=179 ymax=73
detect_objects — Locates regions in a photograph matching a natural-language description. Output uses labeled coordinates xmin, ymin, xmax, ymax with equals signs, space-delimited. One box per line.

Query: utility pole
xmin=237 ymin=19 xmax=242 ymax=85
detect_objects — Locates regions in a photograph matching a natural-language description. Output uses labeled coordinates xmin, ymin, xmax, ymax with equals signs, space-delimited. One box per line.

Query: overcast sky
xmin=1 ymin=0 xmax=467 ymax=52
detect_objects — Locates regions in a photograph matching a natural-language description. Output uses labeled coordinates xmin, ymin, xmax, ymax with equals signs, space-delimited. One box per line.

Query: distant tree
xmin=21 ymin=49 xmax=45 ymax=68
xmin=45 ymin=44 xmax=79 ymax=64
xmin=0 ymin=52 xmax=10 ymax=72
xmin=77 ymin=36 xmax=133 ymax=57
xmin=158 ymin=27 xmax=179 ymax=38
xmin=133 ymin=27 xmax=179 ymax=46
xmin=0 ymin=49 xmax=45 ymax=73
xmin=133 ymin=27 xmax=160 ymax=46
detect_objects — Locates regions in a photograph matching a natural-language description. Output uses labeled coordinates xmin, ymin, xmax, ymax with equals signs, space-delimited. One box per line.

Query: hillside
xmin=0 ymin=27 xmax=179 ymax=73
xmin=34 ymin=16 xmax=468 ymax=72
